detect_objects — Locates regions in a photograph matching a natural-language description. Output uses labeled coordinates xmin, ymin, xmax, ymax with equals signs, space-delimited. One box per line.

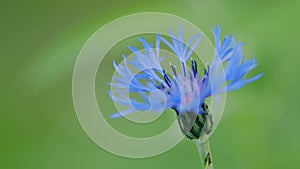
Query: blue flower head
xmin=108 ymin=26 xmax=262 ymax=139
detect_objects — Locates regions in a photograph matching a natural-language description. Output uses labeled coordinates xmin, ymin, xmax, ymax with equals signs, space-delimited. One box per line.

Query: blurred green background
xmin=1 ymin=0 xmax=300 ymax=169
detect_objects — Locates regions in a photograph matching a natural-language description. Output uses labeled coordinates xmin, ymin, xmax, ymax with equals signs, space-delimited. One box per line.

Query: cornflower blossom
xmin=108 ymin=26 xmax=262 ymax=140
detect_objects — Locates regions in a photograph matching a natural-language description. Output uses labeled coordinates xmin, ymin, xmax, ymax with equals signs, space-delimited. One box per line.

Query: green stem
xmin=195 ymin=139 xmax=214 ymax=169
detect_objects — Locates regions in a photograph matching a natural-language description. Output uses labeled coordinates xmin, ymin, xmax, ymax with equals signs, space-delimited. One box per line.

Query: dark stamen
xmin=170 ymin=64 xmax=177 ymax=77
xmin=191 ymin=59 xmax=198 ymax=77
xmin=181 ymin=61 xmax=186 ymax=77
xmin=163 ymin=69 xmax=172 ymax=88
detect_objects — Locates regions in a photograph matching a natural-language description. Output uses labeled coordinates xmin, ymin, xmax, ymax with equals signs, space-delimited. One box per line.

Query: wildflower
xmin=108 ymin=26 xmax=262 ymax=140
